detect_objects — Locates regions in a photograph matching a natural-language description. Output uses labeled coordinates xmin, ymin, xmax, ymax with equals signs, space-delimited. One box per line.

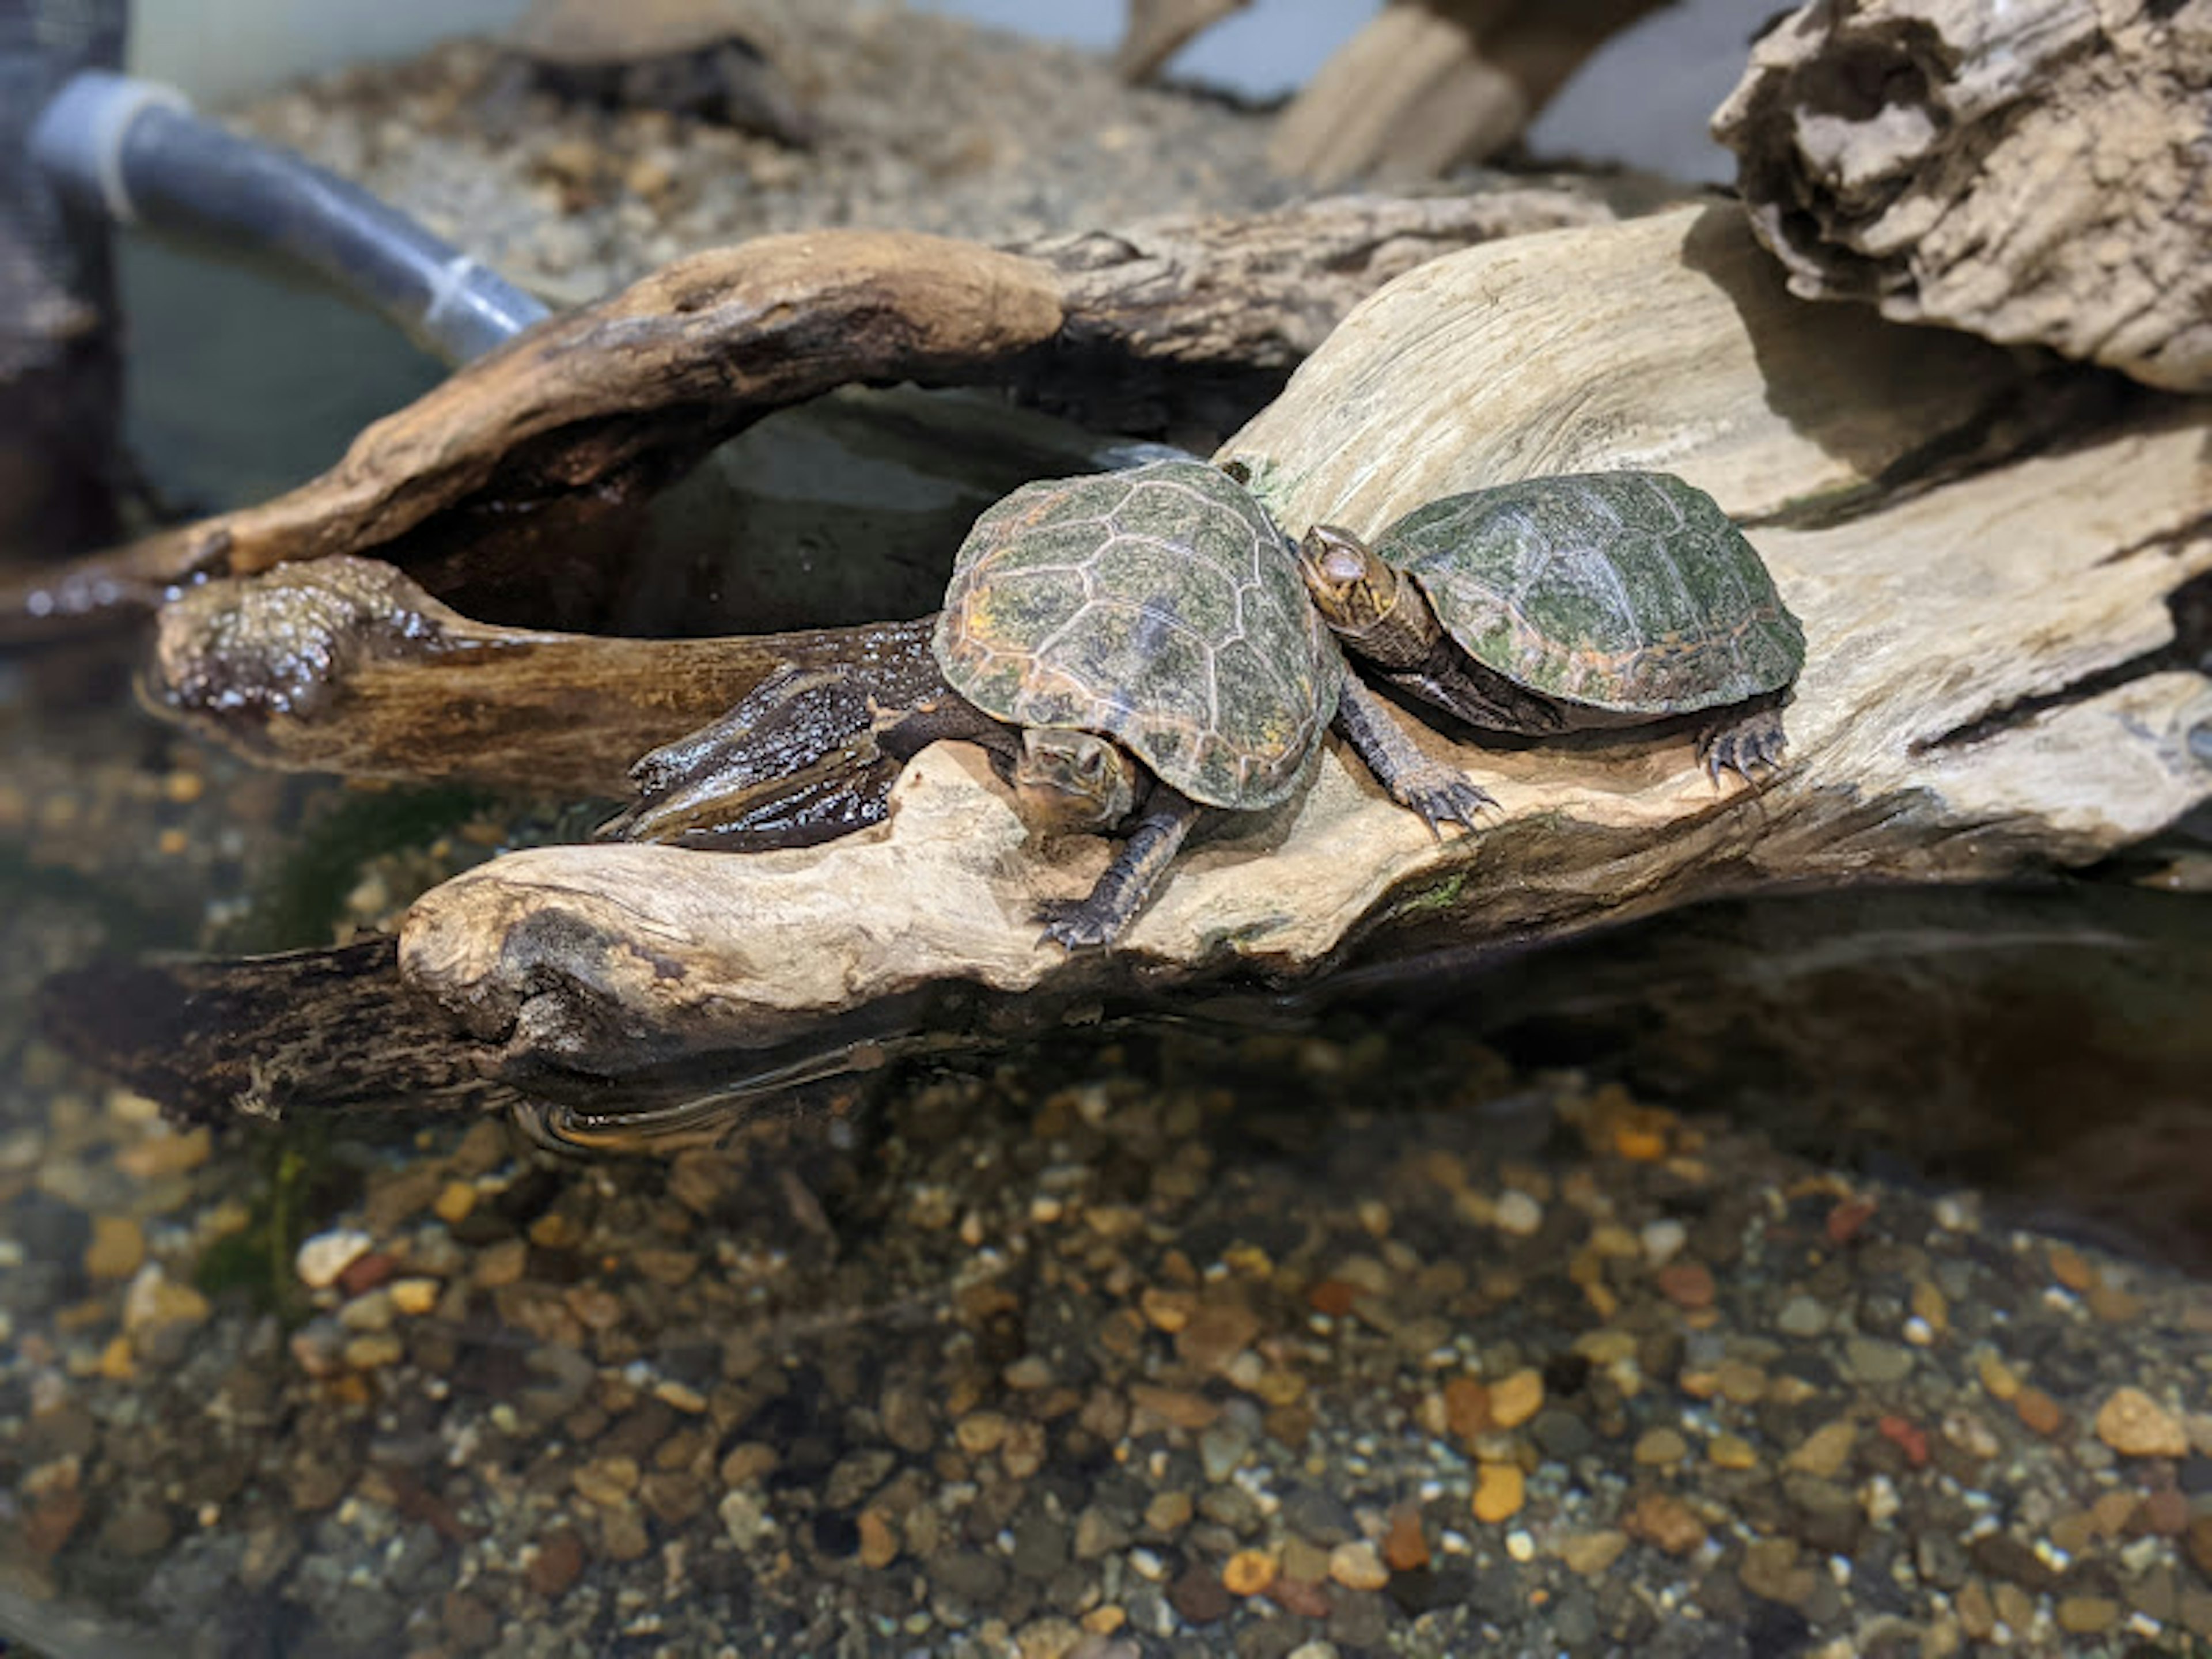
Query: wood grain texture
xmin=1713 ymin=0 xmax=2212 ymax=392
xmin=143 ymin=555 xmax=931 ymax=797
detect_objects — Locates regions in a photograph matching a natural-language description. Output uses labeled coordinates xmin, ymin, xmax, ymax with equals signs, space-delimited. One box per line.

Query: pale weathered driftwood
xmin=1268 ymin=0 xmax=1670 ymax=185
xmin=1 ymin=191 xmax=1613 ymax=638
xmin=1712 ymin=0 xmax=2212 ymax=393
xmin=396 ymin=206 xmax=2212 ymax=1086
xmin=1115 ymin=0 xmax=1249 ymax=81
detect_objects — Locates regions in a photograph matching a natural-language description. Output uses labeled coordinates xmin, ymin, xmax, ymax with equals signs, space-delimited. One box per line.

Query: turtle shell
xmin=934 ymin=460 xmax=1340 ymax=812
xmin=1373 ymin=471 xmax=1805 ymax=715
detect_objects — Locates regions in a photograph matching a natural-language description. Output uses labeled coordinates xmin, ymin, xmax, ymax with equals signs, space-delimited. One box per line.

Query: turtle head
xmin=1298 ymin=525 xmax=1401 ymax=634
xmin=1012 ymin=729 xmax=1138 ymax=835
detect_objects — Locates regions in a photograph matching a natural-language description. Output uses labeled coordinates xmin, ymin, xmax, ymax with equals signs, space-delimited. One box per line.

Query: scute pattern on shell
xmin=1375 ymin=471 xmax=1806 ymax=715
xmin=934 ymin=460 xmax=1340 ymax=811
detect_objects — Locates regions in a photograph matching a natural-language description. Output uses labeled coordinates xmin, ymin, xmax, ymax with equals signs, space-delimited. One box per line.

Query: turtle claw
xmin=1698 ymin=709 xmax=1790 ymax=789
xmin=1035 ymin=897 xmax=1119 ymax=952
xmin=1400 ymin=768 xmax=1495 ymax=837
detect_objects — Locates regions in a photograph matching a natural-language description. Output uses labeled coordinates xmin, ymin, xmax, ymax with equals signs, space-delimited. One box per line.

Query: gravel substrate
xmin=6 ymin=1017 xmax=2212 ymax=1657
xmin=227 ymin=0 xmax=1304 ymax=306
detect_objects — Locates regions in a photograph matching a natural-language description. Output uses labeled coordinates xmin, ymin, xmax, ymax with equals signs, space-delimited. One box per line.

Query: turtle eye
xmin=1324 ymin=545 xmax=1368 ymax=585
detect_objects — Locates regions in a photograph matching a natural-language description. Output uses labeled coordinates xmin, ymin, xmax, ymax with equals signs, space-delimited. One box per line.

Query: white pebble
xmin=717 ymin=1489 xmax=774 ymax=1548
xmin=1861 ymin=1474 xmax=1900 ymax=1527
xmin=1641 ymin=1219 xmax=1688 ymax=1266
xmin=295 ymin=1228 xmax=372 ymax=1290
xmin=1494 ymin=1191 xmax=1544 ymax=1237
xmin=1933 ymin=1194 xmax=1979 ymax=1231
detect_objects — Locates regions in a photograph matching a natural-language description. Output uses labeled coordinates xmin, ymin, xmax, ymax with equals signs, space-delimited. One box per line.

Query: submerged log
xmin=395 ymin=206 xmax=2212 ymax=1086
xmin=1713 ymin=0 xmax=2212 ymax=393
xmin=37 ymin=938 xmax=514 ymax=1126
xmin=1 ymin=191 xmax=1613 ymax=638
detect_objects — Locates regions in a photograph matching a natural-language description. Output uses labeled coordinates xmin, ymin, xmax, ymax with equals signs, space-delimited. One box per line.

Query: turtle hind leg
xmin=606 ymin=662 xmax=879 ymax=845
xmin=1698 ymin=703 xmax=1790 ymax=788
xmin=1332 ymin=675 xmax=1494 ymax=834
xmin=1036 ymin=790 xmax=1206 ymax=950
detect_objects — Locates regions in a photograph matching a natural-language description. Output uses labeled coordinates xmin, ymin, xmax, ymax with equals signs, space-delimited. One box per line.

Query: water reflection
xmin=502 ymin=876 xmax=2212 ymax=1272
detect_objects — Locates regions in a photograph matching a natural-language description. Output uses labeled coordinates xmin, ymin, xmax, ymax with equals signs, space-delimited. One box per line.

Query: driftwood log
xmin=1268 ymin=0 xmax=1672 ymax=185
xmin=143 ymin=553 xmax=934 ymax=798
xmin=59 ymin=203 xmax=2211 ymax=1127
xmin=39 ymin=939 xmax=517 ymax=1127
xmin=0 ymin=191 xmax=1613 ymax=639
xmin=388 ymin=205 xmax=2210 ymax=1096
xmin=1115 ymin=0 xmax=1251 ymax=81
xmin=1713 ymin=0 xmax=2212 ymax=393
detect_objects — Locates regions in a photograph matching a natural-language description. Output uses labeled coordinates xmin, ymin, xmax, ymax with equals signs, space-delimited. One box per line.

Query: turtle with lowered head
xmin=614 ymin=457 xmax=1487 ymax=950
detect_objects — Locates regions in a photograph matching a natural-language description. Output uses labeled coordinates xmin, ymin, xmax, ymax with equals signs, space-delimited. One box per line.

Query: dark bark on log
xmin=143 ymin=553 xmax=934 ymax=798
xmin=38 ymin=937 xmax=517 ymax=1124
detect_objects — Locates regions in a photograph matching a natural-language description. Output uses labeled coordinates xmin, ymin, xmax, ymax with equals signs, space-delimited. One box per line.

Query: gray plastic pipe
xmin=29 ymin=69 xmax=548 ymax=365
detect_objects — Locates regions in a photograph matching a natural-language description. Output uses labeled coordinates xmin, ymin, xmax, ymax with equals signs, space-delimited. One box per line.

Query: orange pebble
xmin=1613 ymin=1124 xmax=1668 ymax=1161
xmin=1472 ymin=1462 xmax=1526 ymax=1524
xmin=2014 ymin=1388 xmax=2066 ymax=1437
xmin=1383 ymin=1505 xmax=1430 ymax=1572
xmin=1223 ymin=1550 xmax=1278 ymax=1597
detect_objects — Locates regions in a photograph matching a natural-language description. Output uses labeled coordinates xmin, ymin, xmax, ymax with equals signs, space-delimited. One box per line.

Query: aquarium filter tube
xmin=29 ymin=69 xmax=548 ymax=364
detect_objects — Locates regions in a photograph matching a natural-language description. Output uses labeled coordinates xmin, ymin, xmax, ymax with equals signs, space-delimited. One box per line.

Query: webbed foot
xmin=606 ymin=619 xmax=980 ymax=851
xmin=1699 ymin=707 xmax=1790 ymax=787
xmin=623 ymin=662 xmax=849 ymax=800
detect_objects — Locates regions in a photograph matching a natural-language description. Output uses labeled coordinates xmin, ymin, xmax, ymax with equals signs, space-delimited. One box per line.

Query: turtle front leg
xmin=1332 ymin=676 xmax=1493 ymax=834
xmin=1697 ymin=703 xmax=1790 ymax=787
xmin=1036 ymin=789 xmax=1207 ymax=950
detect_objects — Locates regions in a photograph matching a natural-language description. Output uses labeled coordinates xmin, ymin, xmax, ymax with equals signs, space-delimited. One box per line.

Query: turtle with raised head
xmin=1296 ymin=471 xmax=1806 ymax=796
xmin=613 ymin=458 xmax=1485 ymax=949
